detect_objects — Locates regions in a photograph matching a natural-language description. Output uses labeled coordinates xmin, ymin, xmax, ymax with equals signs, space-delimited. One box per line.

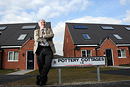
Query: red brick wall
xmin=75 ymin=47 xmax=97 ymax=57
xmin=20 ymin=39 xmax=38 ymax=70
xmin=99 ymin=38 xmax=118 ymax=65
xmin=2 ymin=39 xmax=38 ymax=70
xmin=118 ymin=47 xmax=130 ymax=65
xmin=3 ymin=48 xmax=20 ymax=69
xmin=100 ymin=38 xmax=130 ymax=65
xmin=63 ymin=25 xmax=75 ymax=57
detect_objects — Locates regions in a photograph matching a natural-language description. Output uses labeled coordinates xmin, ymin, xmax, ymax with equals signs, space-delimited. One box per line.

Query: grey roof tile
xmin=0 ymin=22 xmax=51 ymax=46
xmin=66 ymin=23 xmax=130 ymax=45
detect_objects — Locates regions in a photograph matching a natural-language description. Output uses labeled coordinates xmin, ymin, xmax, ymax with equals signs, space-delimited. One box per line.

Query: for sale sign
xmin=52 ymin=57 xmax=106 ymax=67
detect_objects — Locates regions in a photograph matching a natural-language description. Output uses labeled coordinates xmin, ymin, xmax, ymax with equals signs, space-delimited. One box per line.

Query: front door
xmin=27 ymin=51 xmax=34 ymax=69
xmin=106 ymin=49 xmax=113 ymax=66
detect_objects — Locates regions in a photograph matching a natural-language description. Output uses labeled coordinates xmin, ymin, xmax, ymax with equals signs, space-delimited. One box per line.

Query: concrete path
xmin=7 ymin=70 xmax=34 ymax=75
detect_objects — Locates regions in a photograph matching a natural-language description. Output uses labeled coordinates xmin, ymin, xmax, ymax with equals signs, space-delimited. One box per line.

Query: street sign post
xmin=51 ymin=56 xmax=106 ymax=85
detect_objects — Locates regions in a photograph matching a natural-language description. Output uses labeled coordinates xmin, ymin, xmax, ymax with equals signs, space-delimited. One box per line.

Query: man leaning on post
xmin=33 ymin=19 xmax=56 ymax=86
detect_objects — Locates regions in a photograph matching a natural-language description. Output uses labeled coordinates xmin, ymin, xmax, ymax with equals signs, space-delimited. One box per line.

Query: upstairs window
xmin=118 ymin=49 xmax=126 ymax=58
xmin=125 ymin=27 xmax=130 ymax=30
xmin=0 ymin=26 xmax=7 ymax=30
xmin=101 ymin=26 xmax=114 ymax=30
xmin=21 ymin=25 xmax=36 ymax=30
xmin=17 ymin=34 xmax=27 ymax=40
xmin=113 ymin=34 xmax=122 ymax=39
xmin=73 ymin=25 xmax=88 ymax=29
xmin=82 ymin=50 xmax=92 ymax=57
xmin=82 ymin=34 xmax=90 ymax=39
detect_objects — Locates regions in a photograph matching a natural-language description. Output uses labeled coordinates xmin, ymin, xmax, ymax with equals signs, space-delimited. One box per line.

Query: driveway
xmin=100 ymin=68 xmax=130 ymax=76
xmin=0 ymin=75 xmax=35 ymax=85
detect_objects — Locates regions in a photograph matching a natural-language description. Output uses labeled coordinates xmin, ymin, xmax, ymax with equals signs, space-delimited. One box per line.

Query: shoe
xmin=36 ymin=75 xmax=40 ymax=85
xmin=40 ymin=83 xmax=46 ymax=86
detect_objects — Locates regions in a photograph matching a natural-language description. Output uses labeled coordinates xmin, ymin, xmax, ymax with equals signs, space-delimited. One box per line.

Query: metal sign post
xmin=52 ymin=56 xmax=106 ymax=85
xmin=97 ymin=65 xmax=100 ymax=82
xmin=59 ymin=68 xmax=61 ymax=85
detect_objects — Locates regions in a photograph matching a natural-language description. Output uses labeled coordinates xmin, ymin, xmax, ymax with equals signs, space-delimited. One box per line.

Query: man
xmin=34 ymin=19 xmax=56 ymax=86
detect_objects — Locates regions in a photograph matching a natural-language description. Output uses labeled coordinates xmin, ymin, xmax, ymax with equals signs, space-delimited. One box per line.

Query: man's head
xmin=38 ymin=19 xmax=46 ymax=29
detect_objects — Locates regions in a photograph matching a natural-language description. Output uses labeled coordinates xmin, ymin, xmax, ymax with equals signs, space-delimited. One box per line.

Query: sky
xmin=0 ymin=0 xmax=130 ymax=56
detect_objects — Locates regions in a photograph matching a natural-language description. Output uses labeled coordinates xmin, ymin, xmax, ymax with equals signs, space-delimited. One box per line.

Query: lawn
xmin=0 ymin=69 xmax=18 ymax=75
xmin=2 ymin=67 xmax=130 ymax=86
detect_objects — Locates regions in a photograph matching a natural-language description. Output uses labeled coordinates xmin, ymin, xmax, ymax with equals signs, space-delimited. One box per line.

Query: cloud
xmin=53 ymin=16 xmax=122 ymax=56
xmin=120 ymin=0 xmax=130 ymax=5
xmin=0 ymin=0 xmax=89 ymax=23
xmin=66 ymin=16 xmax=122 ymax=24
xmin=53 ymin=22 xmax=65 ymax=56
xmin=123 ymin=10 xmax=130 ymax=24
xmin=120 ymin=0 xmax=127 ymax=5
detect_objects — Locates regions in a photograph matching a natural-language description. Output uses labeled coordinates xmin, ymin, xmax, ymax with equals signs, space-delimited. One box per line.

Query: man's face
xmin=39 ymin=20 xmax=46 ymax=28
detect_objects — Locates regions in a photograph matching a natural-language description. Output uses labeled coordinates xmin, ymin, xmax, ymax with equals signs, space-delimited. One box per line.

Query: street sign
xmin=52 ymin=56 xmax=106 ymax=67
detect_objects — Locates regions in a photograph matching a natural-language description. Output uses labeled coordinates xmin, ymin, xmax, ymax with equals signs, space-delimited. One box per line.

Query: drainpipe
xmin=0 ymin=49 xmax=4 ymax=69
xmin=95 ymin=44 xmax=100 ymax=56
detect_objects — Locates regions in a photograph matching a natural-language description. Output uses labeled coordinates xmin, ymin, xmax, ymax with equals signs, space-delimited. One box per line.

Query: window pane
xmin=101 ymin=26 xmax=114 ymax=30
xmin=82 ymin=34 xmax=90 ymax=39
xmin=118 ymin=50 xmax=121 ymax=57
xmin=87 ymin=50 xmax=91 ymax=57
xmin=125 ymin=27 xmax=130 ymax=30
xmin=82 ymin=50 xmax=86 ymax=57
xmin=0 ymin=26 xmax=7 ymax=30
xmin=14 ymin=52 xmax=19 ymax=60
xmin=22 ymin=25 xmax=36 ymax=29
xmin=113 ymin=34 xmax=122 ymax=39
xmin=17 ymin=34 xmax=27 ymax=40
xmin=74 ymin=25 xmax=88 ymax=29
xmin=9 ymin=52 xmax=13 ymax=60
xmin=121 ymin=49 xmax=126 ymax=57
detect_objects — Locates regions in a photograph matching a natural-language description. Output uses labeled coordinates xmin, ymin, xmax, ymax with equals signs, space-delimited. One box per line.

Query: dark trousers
xmin=36 ymin=45 xmax=53 ymax=84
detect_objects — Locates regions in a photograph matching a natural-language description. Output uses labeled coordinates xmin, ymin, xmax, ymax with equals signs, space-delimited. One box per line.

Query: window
xmin=113 ymin=34 xmax=122 ymax=39
xmin=81 ymin=50 xmax=92 ymax=57
xmin=17 ymin=34 xmax=27 ymax=40
xmin=118 ymin=49 xmax=126 ymax=58
xmin=82 ymin=34 xmax=90 ymax=39
xmin=73 ymin=25 xmax=88 ymax=29
xmin=101 ymin=26 xmax=114 ymax=30
xmin=8 ymin=51 xmax=19 ymax=61
xmin=0 ymin=26 xmax=7 ymax=30
xmin=21 ymin=25 xmax=36 ymax=29
xmin=125 ymin=27 xmax=130 ymax=30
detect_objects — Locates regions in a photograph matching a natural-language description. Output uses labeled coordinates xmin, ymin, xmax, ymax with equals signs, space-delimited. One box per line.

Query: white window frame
xmin=17 ymin=34 xmax=27 ymax=40
xmin=113 ymin=34 xmax=122 ymax=39
xmin=118 ymin=49 xmax=126 ymax=58
xmin=8 ymin=51 xmax=19 ymax=62
xmin=81 ymin=50 xmax=92 ymax=57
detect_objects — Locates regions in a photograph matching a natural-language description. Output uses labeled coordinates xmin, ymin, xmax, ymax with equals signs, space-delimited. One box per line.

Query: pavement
xmin=0 ymin=70 xmax=35 ymax=85
xmin=7 ymin=70 xmax=34 ymax=75
xmin=0 ymin=66 xmax=130 ymax=87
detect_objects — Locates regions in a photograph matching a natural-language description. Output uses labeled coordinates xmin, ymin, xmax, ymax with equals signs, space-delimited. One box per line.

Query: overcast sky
xmin=0 ymin=0 xmax=130 ymax=55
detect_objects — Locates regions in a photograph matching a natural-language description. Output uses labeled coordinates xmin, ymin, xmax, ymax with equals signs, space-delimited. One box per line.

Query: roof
xmin=0 ymin=22 xmax=51 ymax=47
xmin=66 ymin=23 xmax=130 ymax=46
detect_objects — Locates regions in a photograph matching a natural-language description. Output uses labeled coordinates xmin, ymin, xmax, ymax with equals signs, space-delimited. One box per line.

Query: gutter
xmin=1 ymin=46 xmax=21 ymax=48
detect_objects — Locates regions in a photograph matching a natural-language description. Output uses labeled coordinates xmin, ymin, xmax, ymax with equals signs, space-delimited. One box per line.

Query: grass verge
xmin=0 ymin=69 xmax=18 ymax=75
xmin=3 ymin=67 xmax=130 ymax=86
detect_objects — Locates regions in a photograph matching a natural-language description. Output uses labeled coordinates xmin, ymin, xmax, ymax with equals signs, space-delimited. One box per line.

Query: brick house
xmin=63 ymin=23 xmax=130 ymax=66
xmin=0 ymin=22 xmax=51 ymax=70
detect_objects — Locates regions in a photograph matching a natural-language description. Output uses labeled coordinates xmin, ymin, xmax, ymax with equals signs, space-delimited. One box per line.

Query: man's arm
xmin=43 ymin=28 xmax=54 ymax=39
xmin=34 ymin=30 xmax=39 ymax=42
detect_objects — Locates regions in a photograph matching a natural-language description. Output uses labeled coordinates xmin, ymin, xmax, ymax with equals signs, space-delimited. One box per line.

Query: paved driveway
xmin=0 ymin=75 xmax=35 ymax=85
xmin=100 ymin=68 xmax=130 ymax=76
